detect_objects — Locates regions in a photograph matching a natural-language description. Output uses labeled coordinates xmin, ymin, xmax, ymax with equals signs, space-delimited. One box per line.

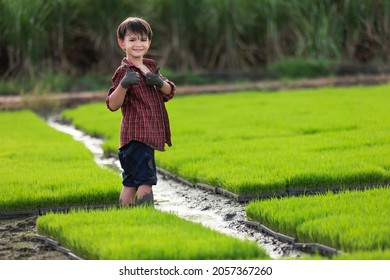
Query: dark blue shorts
xmin=118 ymin=141 xmax=157 ymax=187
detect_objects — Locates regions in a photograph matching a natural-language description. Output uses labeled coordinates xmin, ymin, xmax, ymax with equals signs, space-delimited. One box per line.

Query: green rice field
xmin=2 ymin=84 xmax=389 ymax=260
xmin=246 ymin=187 xmax=390 ymax=258
xmin=1 ymin=110 xmax=268 ymax=260
xmin=37 ymin=207 xmax=269 ymax=260
xmin=62 ymin=84 xmax=390 ymax=196
xmin=59 ymin=84 xmax=389 ymax=259
xmin=0 ymin=110 xmax=122 ymax=212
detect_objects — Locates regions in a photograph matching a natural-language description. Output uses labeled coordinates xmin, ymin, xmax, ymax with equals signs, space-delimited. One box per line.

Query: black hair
xmin=117 ymin=17 xmax=153 ymax=40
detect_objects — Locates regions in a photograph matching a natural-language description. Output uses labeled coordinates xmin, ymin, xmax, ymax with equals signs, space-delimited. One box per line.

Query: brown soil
xmin=0 ymin=216 xmax=72 ymax=260
xmin=1 ymin=74 xmax=390 ymax=110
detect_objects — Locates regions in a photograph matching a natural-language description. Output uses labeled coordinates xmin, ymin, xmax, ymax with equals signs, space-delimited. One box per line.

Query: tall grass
xmin=1 ymin=0 xmax=389 ymax=77
xmin=61 ymin=84 xmax=390 ymax=196
xmin=0 ymin=110 xmax=122 ymax=212
xmin=0 ymin=0 xmax=74 ymax=77
xmin=37 ymin=207 xmax=269 ymax=260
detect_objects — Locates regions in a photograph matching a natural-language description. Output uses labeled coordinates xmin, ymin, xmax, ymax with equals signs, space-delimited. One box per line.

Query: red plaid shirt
xmin=106 ymin=58 xmax=176 ymax=151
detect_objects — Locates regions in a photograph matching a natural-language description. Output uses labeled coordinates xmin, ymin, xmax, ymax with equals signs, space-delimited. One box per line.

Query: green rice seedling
xmin=37 ymin=207 xmax=270 ymax=260
xmin=62 ymin=102 xmax=119 ymax=154
xmin=62 ymin=84 xmax=390 ymax=196
xmin=290 ymin=249 xmax=390 ymax=260
xmin=246 ymin=187 xmax=390 ymax=254
xmin=0 ymin=110 xmax=122 ymax=212
xmin=331 ymin=250 xmax=390 ymax=260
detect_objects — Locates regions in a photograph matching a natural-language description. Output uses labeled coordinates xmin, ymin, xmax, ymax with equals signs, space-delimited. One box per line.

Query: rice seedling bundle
xmin=246 ymin=187 xmax=390 ymax=254
xmin=0 ymin=110 xmax=121 ymax=212
xmin=37 ymin=207 xmax=269 ymax=260
xmin=62 ymin=84 xmax=390 ymax=196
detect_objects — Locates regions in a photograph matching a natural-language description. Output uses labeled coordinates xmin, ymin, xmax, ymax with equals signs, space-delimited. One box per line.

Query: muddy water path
xmin=43 ymin=116 xmax=304 ymax=260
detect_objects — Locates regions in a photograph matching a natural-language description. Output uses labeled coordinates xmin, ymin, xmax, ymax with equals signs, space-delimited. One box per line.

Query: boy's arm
xmin=106 ymin=66 xmax=140 ymax=111
xmin=160 ymin=80 xmax=176 ymax=101
xmin=106 ymin=85 xmax=127 ymax=111
xmin=159 ymin=80 xmax=173 ymax=96
xmin=159 ymin=79 xmax=175 ymax=101
xmin=145 ymin=67 xmax=176 ymax=101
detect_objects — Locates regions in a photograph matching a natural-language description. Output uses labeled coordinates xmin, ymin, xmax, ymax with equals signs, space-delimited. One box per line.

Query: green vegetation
xmin=62 ymin=103 xmax=119 ymax=154
xmin=332 ymin=250 xmax=390 ymax=260
xmin=296 ymin=249 xmax=390 ymax=260
xmin=2 ymin=84 xmax=388 ymax=260
xmin=0 ymin=110 xmax=121 ymax=212
xmin=37 ymin=207 xmax=269 ymax=260
xmin=267 ymin=57 xmax=335 ymax=79
xmin=62 ymin=84 xmax=390 ymax=196
xmin=1 ymin=110 xmax=269 ymax=260
xmin=246 ymin=187 xmax=390 ymax=257
xmin=1 ymin=0 xmax=390 ymax=94
xmin=0 ymin=72 xmax=110 ymax=96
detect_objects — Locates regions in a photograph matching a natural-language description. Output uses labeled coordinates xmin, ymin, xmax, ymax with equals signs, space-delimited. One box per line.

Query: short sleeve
xmin=106 ymin=66 xmax=125 ymax=111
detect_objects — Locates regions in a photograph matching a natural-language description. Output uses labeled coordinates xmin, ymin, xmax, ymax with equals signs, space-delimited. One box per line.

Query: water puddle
xmin=47 ymin=115 xmax=302 ymax=259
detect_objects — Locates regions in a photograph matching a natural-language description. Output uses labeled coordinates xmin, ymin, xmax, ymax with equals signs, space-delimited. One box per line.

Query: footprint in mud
xmin=224 ymin=213 xmax=236 ymax=221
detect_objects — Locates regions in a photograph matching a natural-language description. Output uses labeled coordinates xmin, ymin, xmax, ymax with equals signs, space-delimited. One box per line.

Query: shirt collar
xmin=121 ymin=57 xmax=156 ymax=68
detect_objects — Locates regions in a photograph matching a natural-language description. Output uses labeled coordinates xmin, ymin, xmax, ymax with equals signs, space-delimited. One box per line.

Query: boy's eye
xmin=127 ymin=37 xmax=147 ymax=42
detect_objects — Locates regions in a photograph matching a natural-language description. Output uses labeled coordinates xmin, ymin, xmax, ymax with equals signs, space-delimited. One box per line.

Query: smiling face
xmin=116 ymin=17 xmax=153 ymax=62
xmin=118 ymin=33 xmax=151 ymax=60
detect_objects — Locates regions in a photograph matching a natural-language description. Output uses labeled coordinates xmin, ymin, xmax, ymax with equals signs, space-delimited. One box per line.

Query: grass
xmin=58 ymin=84 xmax=390 ymax=260
xmin=36 ymin=207 xmax=270 ymax=260
xmin=332 ymin=250 xmax=390 ymax=260
xmin=296 ymin=249 xmax=390 ymax=260
xmin=246 ymin=187 xmax=390 ymax=256
xmin=1 ymin=110 xmax=269 ymax=260
xmin=0 ymin=110 xmax=122 ymax=212
xmin=2 ymin=0 xmax=389 ymax=75
xmin=267 ymin=57 xmax=335 ymax=79
xmin=2 ymin=85 xmax=388 ymax=260
xmin=61 ymin=84 xmax=390 ymax=196
xmin=0 ymin=72 xmax=110 ymax=96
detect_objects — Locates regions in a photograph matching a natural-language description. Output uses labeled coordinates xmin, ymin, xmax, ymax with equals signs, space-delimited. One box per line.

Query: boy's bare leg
xmin=136 ymin=184 xmax=154 ymax=206
xmin=119 ymin=186 xmax=137 ymax=206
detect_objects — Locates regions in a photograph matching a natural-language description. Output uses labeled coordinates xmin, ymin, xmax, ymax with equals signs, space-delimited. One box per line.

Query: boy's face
xmin=119 ymin=32 xmax=151 ymax=59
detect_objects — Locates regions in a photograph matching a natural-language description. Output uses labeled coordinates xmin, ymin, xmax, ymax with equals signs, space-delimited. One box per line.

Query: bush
xmin=268 ymin=57 xmax=335 ymax=79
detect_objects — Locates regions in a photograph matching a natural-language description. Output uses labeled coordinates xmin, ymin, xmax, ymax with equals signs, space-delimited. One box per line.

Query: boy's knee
xmin=136 ymin=191 xmax=154 ymax=207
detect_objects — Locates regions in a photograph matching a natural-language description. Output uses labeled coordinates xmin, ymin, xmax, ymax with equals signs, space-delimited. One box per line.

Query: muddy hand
xmin=145 ymin=67 xmax=164 ymax=89
xmin=120 ymin=66 xmax=140 ymax=88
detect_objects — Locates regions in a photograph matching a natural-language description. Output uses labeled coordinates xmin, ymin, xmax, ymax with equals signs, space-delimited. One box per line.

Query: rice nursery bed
xmin=0 ymin=110 xmax=122 ymax=212
xmin=61 ymin=84 xmax=390 ymax=196
xmin=246 ymin=187 xmax=390 ymax=259
xmin=36 ymin=207 xmax=269 ymax=260
xmin=2 ymin=84 xmax=389 ymax=260
xmin=60 ymin=84 xmax=390 ymax=260
xmin=0 ymin=110 xmax=271 ymax=260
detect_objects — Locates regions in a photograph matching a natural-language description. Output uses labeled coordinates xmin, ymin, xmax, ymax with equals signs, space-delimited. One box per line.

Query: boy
xmin=106 ymin=17 xmax=176 ymax=207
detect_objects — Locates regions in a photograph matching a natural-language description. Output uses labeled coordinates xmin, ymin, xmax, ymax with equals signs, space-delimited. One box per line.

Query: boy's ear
xmin=118 ymin=39 xmax=125 ymax=51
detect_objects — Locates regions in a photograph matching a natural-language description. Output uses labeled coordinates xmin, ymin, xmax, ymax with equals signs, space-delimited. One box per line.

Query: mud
xmin=154 ymin=176 xmax=300 ymax=259
xmin=1 ymin=74 xmax=390 ymax=110
xmin=0 ymin=116 xmax=303 ymax=260
xmin=0 ymin=216 xmax=72 ymax=260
